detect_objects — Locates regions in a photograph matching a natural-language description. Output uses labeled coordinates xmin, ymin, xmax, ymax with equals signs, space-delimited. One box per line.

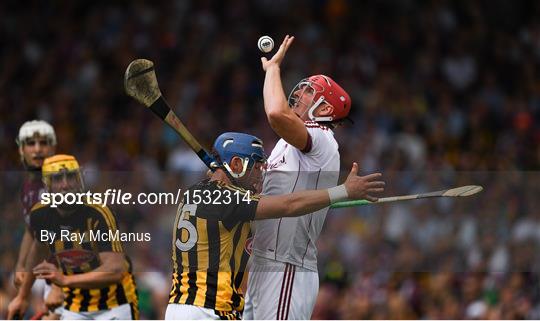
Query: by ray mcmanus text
xmin=40 ymin=229 xmax=152 ymax=245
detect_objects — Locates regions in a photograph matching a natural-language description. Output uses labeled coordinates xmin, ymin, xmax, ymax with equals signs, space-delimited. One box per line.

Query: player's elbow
xmin=102 ymin=260 xmax=127 ymax=283
xmin=108 ymin=267 xmax=126 ymax=283
xmin=266 ymin=109 xmax=286 ymax=128
xmin=110 ymin=271 xmax=125 ymax=283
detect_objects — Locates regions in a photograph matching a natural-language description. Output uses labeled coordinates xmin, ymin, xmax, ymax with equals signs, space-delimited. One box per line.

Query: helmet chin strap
xmin=223 ymin=157 xmax=250 ymax=178
xmin=308 ymin=96 xmax=333 ymax=122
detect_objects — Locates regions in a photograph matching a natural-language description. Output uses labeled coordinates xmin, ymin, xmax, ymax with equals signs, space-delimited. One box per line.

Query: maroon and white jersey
xmin=21 ymin=174 xmax=45 ymax=226
xmin=251 ymin=121 xmax=340 ymax=272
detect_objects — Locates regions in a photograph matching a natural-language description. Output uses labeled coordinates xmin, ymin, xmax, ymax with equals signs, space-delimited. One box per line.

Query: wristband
xmin=328 ymin=185 xmax=349 ymax=203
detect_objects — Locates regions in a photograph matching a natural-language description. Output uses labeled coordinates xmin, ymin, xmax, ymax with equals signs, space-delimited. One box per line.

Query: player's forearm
xmin=283 ymin=189 xmax=332 ymax=217
xmin=262 ymin=65 xmax=309 ymax=149
xmin=257 ymin=189 xmax=331 ymax=219
xmin=63 ymin=270 xmax=125 ymax=289
xmin=63 ymin=257 xmax=125 ymax=289
xmin=18 ymin=245 xmax=40 ymax=298
xmin=17 ymin=271 xmax=35 ymax=298
xmin=19 ymin=240 xmax=49 ymax=297
xmin=263 ymin=65 xmax=290 ymax=123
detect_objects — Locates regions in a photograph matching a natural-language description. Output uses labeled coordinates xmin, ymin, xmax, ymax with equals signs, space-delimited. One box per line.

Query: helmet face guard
xmin=288 ymin=75 xmax=351 ymax=123
xmin=213 ymin=132 xmax=267 ymax=188
xmin=42 ymin=155 xmax=84 ymax=193
xmin=288 ymin=80 xmax=322 ymax=109
xmin=240 ymin=159 xmax=266 ymax=193
xmin=45 ymin=170 xmax=85 ymax=193
xmin=222 ymin=152 xmax=266 ymax=179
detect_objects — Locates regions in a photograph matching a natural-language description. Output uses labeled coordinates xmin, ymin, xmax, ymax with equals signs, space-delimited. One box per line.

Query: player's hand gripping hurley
xmin=124 ymin=59 xmax=217 ymax=169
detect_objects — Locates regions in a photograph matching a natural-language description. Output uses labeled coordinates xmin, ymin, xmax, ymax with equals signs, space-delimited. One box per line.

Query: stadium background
xmin=1 ymin=0 xmax=540 ymax=319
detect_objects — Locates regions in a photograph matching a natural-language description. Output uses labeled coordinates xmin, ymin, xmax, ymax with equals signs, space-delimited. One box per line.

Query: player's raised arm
xmin=254 ymin=163 xmax=385 ymax=220
xmin=261 ymin=35 xmax=310 ymax=150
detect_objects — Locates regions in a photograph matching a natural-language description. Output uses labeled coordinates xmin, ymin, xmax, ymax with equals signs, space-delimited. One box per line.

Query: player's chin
xmin=32 ymin=156 xmax=46 ymax=165
xmin=28 ymin=160 xmax=43 ymax=169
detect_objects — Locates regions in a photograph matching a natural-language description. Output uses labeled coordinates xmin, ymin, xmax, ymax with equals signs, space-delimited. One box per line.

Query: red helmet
xmin=288 ymin=74 xmax=352 ymax=122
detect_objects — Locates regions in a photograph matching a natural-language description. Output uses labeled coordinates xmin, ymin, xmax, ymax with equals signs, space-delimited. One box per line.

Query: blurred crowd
xmin=314 ymin=171 xmax=540 ymax=319
xmin=1 ymin=0 xmax=540 ymax=319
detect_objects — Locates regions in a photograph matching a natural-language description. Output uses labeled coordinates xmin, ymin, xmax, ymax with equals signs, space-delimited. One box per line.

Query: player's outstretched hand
xmin=261 ymin=35 xmax=294 ymax=71
xmin=343 ymin=163 xmax=385 ymax=202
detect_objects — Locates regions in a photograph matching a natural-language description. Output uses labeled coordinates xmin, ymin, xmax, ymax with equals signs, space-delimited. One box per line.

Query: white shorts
xmin=244 ymin=256 xmax=319 ymax=320
xmin=165 ymin=304 xmax=241 ymax=320
xmin=60 ymin=303 xmax=135 ymax=320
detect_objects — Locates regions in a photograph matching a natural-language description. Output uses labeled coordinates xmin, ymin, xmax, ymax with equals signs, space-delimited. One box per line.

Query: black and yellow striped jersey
xmin=29 ymin=202 xmax=138 ymax=317
xmin=169 ymin=179 xmax=260 ymax=314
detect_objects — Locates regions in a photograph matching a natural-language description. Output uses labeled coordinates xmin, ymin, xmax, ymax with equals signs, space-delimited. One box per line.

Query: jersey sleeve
xmin=182 ymin=182 xmax=260 ymax=230
xmin=220 ymin=191 xmax=259 ymax=230
xmin=303 ymin=125 xmax=337 ymax=161
xmin=88 ymin=205 xmax=124 ymax=253
xmin=195 ymin=187 xmax=259 ymax=231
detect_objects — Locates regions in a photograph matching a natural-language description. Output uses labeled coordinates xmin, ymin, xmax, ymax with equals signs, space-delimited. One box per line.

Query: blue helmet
xmin=213 ymin=132 xmax=267 ymax=178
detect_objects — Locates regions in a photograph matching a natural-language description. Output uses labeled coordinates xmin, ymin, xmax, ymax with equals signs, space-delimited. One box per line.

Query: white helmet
xmin=16 ymin=120 xmax=57 ymax=146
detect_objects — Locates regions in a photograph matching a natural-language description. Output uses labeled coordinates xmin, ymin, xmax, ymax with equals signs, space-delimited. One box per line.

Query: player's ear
xmin=317 ymin=104 xmax=334 ymax=116
xmin=229 ymin=156 xmax=244 ymax=174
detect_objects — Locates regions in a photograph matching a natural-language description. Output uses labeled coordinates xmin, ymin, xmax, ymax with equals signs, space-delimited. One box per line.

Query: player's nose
xmin=58 ymin=176 xmax=70 ymax=189
xmin=33 ymin=141 xmax=45 ymax=153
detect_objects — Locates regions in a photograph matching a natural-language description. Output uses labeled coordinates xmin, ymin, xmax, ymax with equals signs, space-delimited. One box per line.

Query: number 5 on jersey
xmin=175 ymin=204 xmax=198 ymax=251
